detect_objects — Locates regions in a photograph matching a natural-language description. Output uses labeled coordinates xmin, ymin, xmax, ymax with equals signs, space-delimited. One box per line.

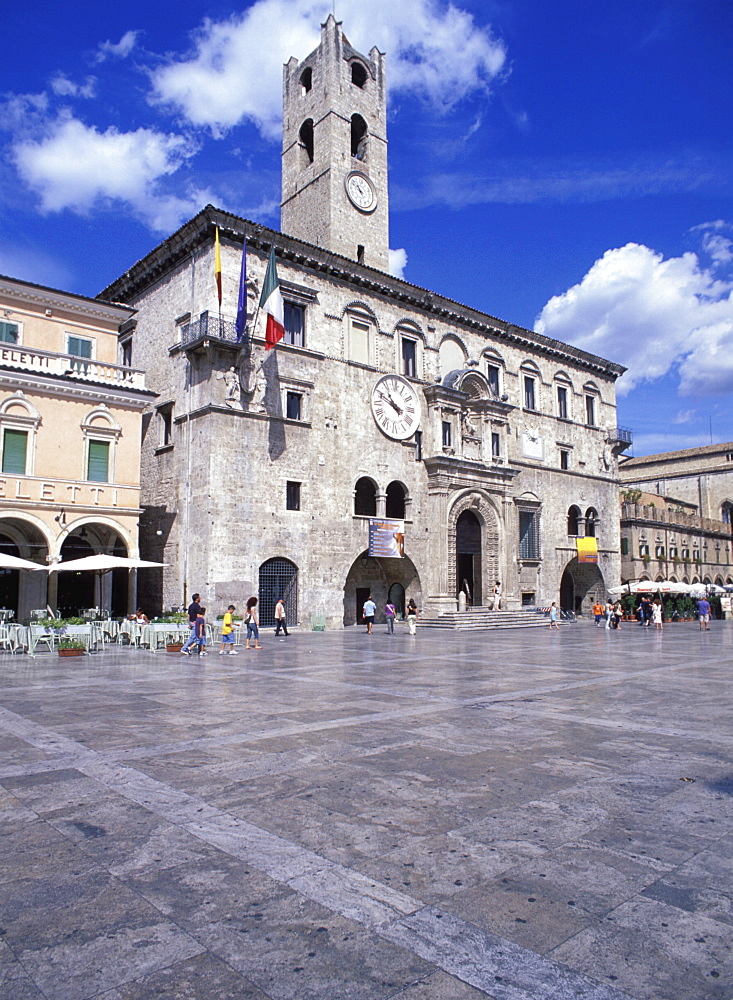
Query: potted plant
xmin=166 ymin=640 xmax=185 ymax=652
xmin=57 ymin=637 xmax=86 ymax=657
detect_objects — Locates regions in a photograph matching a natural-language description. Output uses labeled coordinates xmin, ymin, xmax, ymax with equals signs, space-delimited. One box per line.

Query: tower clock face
xmin=345 ymin=171 xmax=377 ymax=213
xmin=371 ymin=375 xmax=421 ymax=440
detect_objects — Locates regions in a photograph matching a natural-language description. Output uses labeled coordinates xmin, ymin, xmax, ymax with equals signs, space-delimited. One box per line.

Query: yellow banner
xmin=576 ymin=536 xmax=598 ymax=564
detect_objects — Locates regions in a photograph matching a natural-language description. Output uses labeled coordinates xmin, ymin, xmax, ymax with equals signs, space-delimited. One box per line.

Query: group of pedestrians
xmin=363 ymin=595 xmax=419 ymax=635
xmin=591 ymin=594 xmax=713 ymax=632
xmin=180 ymin=593 xmax=290 ymax=656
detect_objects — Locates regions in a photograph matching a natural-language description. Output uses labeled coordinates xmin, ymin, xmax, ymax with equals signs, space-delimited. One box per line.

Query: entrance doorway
xmin=356 ymin=587 xmax=370 ymax=625
xmin=0 ymin=535 xmax=20 ymax=615
xmin=388 ymin=582 xmax=405 ymax=619
xmin=456 ymin=510 xmax=482 ymax=605
xmin=259 ymin=558 xmax=298 ymax=629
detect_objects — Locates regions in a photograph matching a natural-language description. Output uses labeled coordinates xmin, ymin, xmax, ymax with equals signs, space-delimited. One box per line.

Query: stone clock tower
xmin=281 ymin=15 xmax=389 ymax=272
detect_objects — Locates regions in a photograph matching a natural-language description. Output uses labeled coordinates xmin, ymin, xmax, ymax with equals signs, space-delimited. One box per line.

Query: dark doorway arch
xmin=354 ymin=477 xmax=377 ymax=516
xmin=0 ymin=534 xmax=20 ymax=615
xmin=560 ymin=558 xmax=605 ymax=615
xmin=456 ymin=509 xmax=482 ymax=605
xmin=57 ymin=536 xmax=95 ymax=616
xmin=388 ymin=582 xmax=405 ymax=618
xmin=386 ymin=481 xmax=406 ymax=519
xmin=259 ymin=558 xmax=298 ymax=629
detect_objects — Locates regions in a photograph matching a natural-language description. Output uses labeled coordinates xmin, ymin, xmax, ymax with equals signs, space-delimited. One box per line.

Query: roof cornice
xmin=1 ymin=274 xmax=134 ymax=325
xmin=98 ymin=205 xmax=626 ymax=380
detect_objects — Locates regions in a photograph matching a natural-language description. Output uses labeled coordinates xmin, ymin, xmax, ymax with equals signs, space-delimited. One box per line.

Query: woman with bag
xmin=244 ymin=596 xmax=262 ymax=650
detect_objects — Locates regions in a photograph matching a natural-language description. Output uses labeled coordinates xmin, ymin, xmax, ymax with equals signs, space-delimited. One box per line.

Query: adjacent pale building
xmin=99 ymin=16 xmax=629 ymax=627
xmin=0 ymin=275 xmax=153 ymax=618
xmin=619 ymin=444 xmax=733 ymax=587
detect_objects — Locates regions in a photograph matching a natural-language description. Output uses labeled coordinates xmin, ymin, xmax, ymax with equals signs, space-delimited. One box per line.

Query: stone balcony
xmin=0 ymin=344 xmax=146 ymax=390
xmin=621 ymin=502 xmax=730 ymax=536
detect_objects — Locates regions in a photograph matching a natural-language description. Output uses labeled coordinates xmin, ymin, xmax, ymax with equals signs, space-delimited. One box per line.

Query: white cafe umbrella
xmin=49 ymin=554 xmax=167 ymax=572
xmin=0 ymin=553 xmax=48 ymax=571
xmin=608 ymin=580 xmax=689 ymax=596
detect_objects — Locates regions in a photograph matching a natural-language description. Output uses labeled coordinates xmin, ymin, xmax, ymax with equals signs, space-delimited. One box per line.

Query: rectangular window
xmin=442 ymin=421 xmax=452 ymax=448
xmin=68 ymin=335 xmax=93 ymax=374
xmin=0 ymin=321 xmax=19 ymax=344
xmin=486 ymin=365 xmax=500 ymax=397
xmin=159 ymin=406 xmax=173 ymax=447
xmin=621 ymin=537 xmax=629 ymax=555
xmin=120 ymin=339 xmax=132 ymax=368
xmin=401 ymin=338 xmax=417 ymax=378
xmin=491 ymin=432 xmax=500 ymax=461
xmin=2 ymin=429 xmax=27 ymax=474
xmin=557 ymin=386 xmax=568 ymax=419
xmin=585 ymin=394 xmax=596 ymax=426
xmin=560 ymin=449 xmax=569 ymax=470
xmin=286 ymin=391 xmax=303 ymax=420
xmin=351 ymin=320 xmax=370 ymax=364
xmin=524 ymin=376 xmax=536 ymax=411
xmin=286 ymin=481 xmax=301 ymax=511
xmin=284 ymin=302 xmax=305 ymax=347
xmin=519 ymin=510 xmax=540 ymax=559
xmin=414 ymin=430 xmax=423 ymax=462
xmin=87 ymin=440 xmax=109 ymax=483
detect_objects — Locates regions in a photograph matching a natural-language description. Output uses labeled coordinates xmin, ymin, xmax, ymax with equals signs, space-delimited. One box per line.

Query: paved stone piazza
xmin=1 ymin=622 xmax=732 ymax=1000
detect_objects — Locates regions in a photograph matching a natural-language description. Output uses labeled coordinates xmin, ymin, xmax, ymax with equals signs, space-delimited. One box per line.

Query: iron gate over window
xmin=259 ymin=558 xmax=298 ymax=628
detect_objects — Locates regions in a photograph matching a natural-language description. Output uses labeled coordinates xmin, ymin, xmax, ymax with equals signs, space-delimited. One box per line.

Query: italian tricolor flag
xmin=259 ymin=246 xmax=284 ymax=350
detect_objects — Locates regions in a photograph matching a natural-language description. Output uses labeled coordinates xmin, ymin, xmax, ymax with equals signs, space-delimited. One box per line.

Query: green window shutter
xmin=0 ymin=322 xmax=19 ymax=344
xmin=2 ymin=429 xmax=27 ymax=474
xmin=68 ymin=337 xmax=92 ymax=358
xmin=87 ymin=440 xmax=109 ymax=482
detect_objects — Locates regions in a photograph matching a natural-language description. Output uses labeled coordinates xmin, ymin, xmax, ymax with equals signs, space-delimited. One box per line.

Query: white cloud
xmin=388 ymin=247 xmax=408 ymax=278
xmin=534 ymin=241 xmax=733 ymax=398
xmin=50 ymin=74 xmax=97 ymax=99
xmin=149 ymin=0 xmax=506 ymax=138
xmin=95 ymin=30 xmax=141 ymax=63
xmin=12 ymin=117 xmax=213 ymax=231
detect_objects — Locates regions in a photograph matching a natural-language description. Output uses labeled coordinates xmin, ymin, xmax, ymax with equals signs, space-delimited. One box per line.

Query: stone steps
xmin=417 ymin=608 xmax=571 ymax=630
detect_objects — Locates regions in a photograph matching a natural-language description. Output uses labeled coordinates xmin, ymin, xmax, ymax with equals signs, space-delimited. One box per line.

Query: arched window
xmin=354 ymin=477 xmax=377 ymax=516
xmin=351 ymin=62 xmax=367 ymax=88
xmin=351 ymin=114 xmax=368 ymax=160
xmin=386 ymin=481 xmax=406 ymax=519
xmin=567 ymin=505 xmax=581 ymax=537
xmin=299 ymin=119 xmax=314 ymax=164
xmin=300 ymin=67 xmax=312 ymax=94
xmin=585 ymin=507 xmax=598 ymax=537
xmin=722 ymin=501 xmax=733 ymax=527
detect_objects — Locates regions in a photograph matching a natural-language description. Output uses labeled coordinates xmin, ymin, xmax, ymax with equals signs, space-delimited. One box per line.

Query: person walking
xmin=613 ymin=601 xmax=623 ymax=630
xmin=492 ymin=581 xmax=502 ymax=610
xmin=697 ymin=596 xmax=711 ymax=631
xmin=219 ymin=604 xmax=237 ymax=654
xmin=362 ymin=594 xmax=376 ymax=634
xmin=274 ymin=597 xmax=289 ymax=637
xmin=652 ymin=599 xmax=663 ymax=631
xmin=192 ymin=607 xmax=207 ymax=656
xmin=592 ymin=600 xmax=604 ymax=626
xmin=548 ymin=602 xmax=560 ymax=629
xmin=605 ymin=599 xmax=614 ymax=630
xmin=244 ymin=596 xmax=262 ymax=649
xmin=406 ymin=598 xmax=418 ymax=635
xmin=385 ymin=600 xmax=396 ymax=634
xmin=181 ymin=592 xmax=203 ymax=655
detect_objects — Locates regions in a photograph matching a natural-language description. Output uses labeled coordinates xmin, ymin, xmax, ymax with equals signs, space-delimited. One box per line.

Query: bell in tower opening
xmin=281 ymin=15 xmax=389 ymax=272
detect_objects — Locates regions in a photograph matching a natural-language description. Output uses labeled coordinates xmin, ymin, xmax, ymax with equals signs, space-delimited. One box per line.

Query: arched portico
xmin=343 ymin=550 xmax=420 ymax=626
xmin=559 ymin=557 xmax=606 ymax=614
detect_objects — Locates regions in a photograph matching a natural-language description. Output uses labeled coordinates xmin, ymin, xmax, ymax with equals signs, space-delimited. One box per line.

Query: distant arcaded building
xmin=619 ymin=443 xmax=733 ymax=587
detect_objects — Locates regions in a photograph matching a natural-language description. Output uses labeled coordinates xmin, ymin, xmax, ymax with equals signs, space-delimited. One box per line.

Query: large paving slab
xmin=0 ymin=620 xmax=731 ymax=999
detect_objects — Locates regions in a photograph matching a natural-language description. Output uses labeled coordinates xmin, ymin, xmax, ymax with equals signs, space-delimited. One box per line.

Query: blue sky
xmin=1 ymin=0 xmax=731 ymax=455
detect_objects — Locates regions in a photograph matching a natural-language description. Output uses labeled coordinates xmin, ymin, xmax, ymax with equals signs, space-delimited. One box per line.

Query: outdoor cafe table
xmin=140 ymin=623 xmax=190 ymax=650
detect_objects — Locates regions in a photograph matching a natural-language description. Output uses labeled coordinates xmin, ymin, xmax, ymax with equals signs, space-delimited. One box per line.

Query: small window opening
xmin=442 ymin=421 xmax=452 ymax=449
xmin=286 ymin=391 xmax=302 ymax=421
xmin=401 ymin=338 xmax=416 ymax=378
xmin=299 ymin=119 xmax=314 ymax=164
xmin=286 ymin=481 xmax=301 ymax=511
xmin=357 ymin=245 xmax=365 ymax=265
xmin=300 ymin=67 xmax=312 ymax=94
xmin=351 ymin=114 xmax=368 ymax=160
xmin=351 ymin=62 xmax=367 ymax=88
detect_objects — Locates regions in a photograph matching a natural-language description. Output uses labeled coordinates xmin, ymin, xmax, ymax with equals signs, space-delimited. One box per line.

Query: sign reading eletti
xmin=368 ymin=519 xmax=405 ymax=558
xmin=0 ymin=476 xmax=138 ymax=508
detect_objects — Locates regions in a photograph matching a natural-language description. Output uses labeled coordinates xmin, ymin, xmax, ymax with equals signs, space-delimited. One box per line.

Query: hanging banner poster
xmin=369 ymin=519 xmax=405 ymax=558
xmin=576 ymin=536 xmax=598 ymax=564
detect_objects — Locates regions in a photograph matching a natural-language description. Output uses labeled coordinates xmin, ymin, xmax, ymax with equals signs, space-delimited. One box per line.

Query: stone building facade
xmin=99 ymin=17 xmax=628 ymax=627
xmin=0 ymin=275 xmax=153 ymax=618
xmin=619 ymin=444 xmax=733 ymax=587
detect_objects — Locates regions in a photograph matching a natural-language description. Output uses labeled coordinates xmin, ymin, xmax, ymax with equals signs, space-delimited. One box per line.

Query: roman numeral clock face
xmin=371 ymin=375 xmax=421 ymax=440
